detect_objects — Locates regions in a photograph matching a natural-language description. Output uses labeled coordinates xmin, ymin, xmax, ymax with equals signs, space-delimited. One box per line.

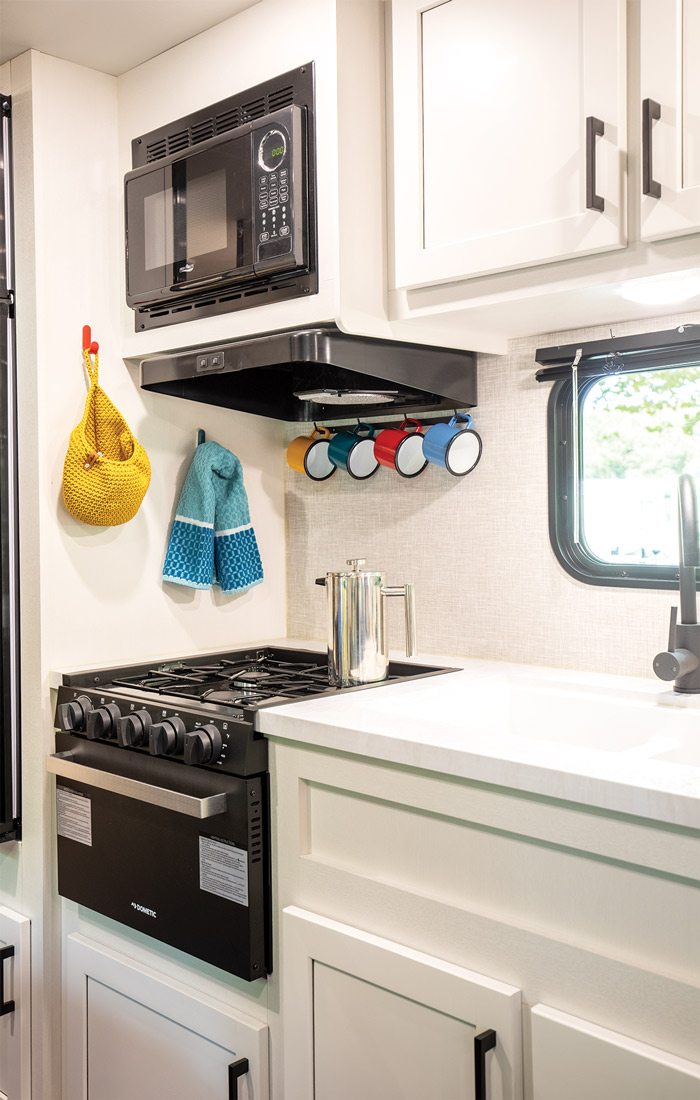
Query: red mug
xmin=373 ymin=419 xmax=427 ymax=478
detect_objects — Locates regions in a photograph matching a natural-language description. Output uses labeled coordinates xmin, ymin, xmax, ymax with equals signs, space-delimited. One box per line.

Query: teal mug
xmin=328 ymin=424 xmax=379 ymax=480
xmin=422 ymin=414 xmax=482 ymax=476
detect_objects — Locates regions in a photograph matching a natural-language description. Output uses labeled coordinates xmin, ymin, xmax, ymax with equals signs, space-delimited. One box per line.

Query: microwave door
xmin=168 ymin=135 xmax=254 ymax=294
xmin=125 ymin=165 xmax=171 ymax=307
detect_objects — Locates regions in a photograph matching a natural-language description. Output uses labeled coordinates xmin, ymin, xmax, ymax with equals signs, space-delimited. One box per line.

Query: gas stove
xmin=56 ymin=644 xmax=453 ymax=776
xmin=50 ymin=644 xmax=453 ymax=979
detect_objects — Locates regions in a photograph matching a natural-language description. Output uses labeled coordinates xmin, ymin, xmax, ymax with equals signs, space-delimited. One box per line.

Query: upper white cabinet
xmin=389 ymin=0 xmax=627 ymax=289
xmin=640 ymin=0 xmax=700 ymax=240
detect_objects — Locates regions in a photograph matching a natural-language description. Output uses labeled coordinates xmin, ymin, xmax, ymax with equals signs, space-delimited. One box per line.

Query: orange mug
xmin=286 ymin=426 xmax=335 ymax=481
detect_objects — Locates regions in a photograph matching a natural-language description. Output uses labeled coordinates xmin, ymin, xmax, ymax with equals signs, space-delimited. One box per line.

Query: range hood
xmin=139 ymin=325 xmax=477 ymax=422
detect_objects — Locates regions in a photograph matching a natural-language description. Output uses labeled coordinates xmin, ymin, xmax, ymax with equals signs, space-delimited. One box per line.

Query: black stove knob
xmin=184 ymin=724 xmax=223 ymax=766
xmin=149 ymin=717 xmax=185 ymax=757
xmin=56 ymin=694 xmax=93 ymax=732
xmin=85 ymin=702 xmax=122 ymax=740
xmin=118 ymin=710 xmax=152 ymax=748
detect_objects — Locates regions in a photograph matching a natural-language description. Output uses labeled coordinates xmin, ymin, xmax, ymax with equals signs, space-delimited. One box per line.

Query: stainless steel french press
xmin=316 ymin=558 xmax=416 ymax=686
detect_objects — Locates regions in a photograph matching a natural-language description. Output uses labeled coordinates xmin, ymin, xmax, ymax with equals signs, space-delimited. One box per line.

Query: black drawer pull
xmin=0 ymin=945 xmax=15 ymax=1017
xmin=228 ymin=1057 xmax=249 ymax=1098
xmin=586 ymin=116 xmax=605 ymax=211
xmin=474 ymin=1028 xmax=497 ymax=1100
xmin=643 ymin=98 xmax=661 ymax=198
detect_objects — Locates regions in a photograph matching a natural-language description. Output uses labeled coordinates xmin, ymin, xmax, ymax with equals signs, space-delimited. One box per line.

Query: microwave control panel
xmin=253 ymin=111 xmax=300 ymax=267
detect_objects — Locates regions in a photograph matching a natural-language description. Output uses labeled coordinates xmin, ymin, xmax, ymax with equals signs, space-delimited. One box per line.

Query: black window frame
xmin=547 ymin=364 xmax=699 ymax=591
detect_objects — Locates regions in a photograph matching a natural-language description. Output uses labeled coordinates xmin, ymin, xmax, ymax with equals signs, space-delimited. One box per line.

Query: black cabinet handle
xmin=474 ymin=1028 xmax=497 ymax=1100
xmin=228 ymin=1058 xmax=249 ymax=1098
xmin=0 ymin=945 xmax=15 ymax=1017
xmin=643 ymin=98 xmax=661 ymax=198
xmin=586 ymin=116 xmax=605 ymax=211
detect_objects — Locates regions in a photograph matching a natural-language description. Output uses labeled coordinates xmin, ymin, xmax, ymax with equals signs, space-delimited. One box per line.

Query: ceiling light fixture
xmin=618 ymin=273 xmax=700 ymax=306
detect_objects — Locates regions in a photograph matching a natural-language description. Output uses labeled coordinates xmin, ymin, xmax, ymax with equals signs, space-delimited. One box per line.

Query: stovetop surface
xmin=63 ymin=645 xmax=454 ymax=715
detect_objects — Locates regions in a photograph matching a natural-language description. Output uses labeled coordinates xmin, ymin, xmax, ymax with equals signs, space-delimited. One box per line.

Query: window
xmin=547 ymin=358 xmax=700 ymax=589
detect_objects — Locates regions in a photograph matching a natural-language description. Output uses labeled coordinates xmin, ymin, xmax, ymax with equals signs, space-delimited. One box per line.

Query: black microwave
xmin=125 ymin=70 xmax=316 ymax=329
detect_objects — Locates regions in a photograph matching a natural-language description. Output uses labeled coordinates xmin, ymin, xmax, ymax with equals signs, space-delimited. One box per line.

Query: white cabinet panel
xmin=64 ymin=934 xmax=268 ymax=1100
xmin=0 ymin=908 xmax=30 ymax=1100
xmin=640 ymin=0 xmax=700 ymax=239
xmin=390 ymin=0 xmax=627 ymax=288
xmin=531 ymin=1004 xmax=700 ymax=1100
xmin=283 ymin=905 xmax=522 ymax=1100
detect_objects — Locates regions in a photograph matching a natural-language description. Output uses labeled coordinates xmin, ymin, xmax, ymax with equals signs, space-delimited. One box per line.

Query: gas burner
xmin=231 ymin=669 xmax=274 ymax=688
xmin=202 ymin=689 xmax=268 ymax=706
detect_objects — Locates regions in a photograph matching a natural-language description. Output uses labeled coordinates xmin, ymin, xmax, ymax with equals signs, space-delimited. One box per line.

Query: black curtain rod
xmin=535 ymin=324 xmax=700 ymax=383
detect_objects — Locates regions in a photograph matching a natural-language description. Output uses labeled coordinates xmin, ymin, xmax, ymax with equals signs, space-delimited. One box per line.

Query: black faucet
xmin=653 ymin=474 xmax=700 ymax=693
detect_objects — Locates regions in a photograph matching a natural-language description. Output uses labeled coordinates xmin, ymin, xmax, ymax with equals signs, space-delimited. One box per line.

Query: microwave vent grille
xmin=215 ymin=106 xmax=241 ymax=133
xmin=145 ymin=139 xmax=167 ymax=163
xmin=190 ymin=119 xmax=216 ymax=144
xmin=269 ymin=85 xmax=294 ymax=112
xmin=241 ymin=95 xmax=266 ymax=120
xmin=141 ymin=82 xmax=299 ymax=164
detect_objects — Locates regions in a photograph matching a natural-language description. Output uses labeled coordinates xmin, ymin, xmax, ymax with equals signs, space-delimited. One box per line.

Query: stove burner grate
xmin=110 ymin=652 xmax=332 ymax=706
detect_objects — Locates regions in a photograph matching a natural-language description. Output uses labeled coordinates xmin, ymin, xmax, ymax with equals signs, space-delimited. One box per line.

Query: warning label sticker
xmin=199 ymin=836 xmax=249 ymax=907
xmin=56 ymin=786 xmax=93 ymax=846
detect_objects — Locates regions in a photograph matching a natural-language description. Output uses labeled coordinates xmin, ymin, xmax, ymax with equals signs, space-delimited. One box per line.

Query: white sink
xmin=359 ymin=671 xmax=700 ymax=765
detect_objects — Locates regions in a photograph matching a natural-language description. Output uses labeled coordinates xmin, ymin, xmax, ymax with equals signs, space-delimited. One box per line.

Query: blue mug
xmin=422 ymin=414 xmax=482 ymax=477
xmin=328 ymin=424 xmax=379 ymax=480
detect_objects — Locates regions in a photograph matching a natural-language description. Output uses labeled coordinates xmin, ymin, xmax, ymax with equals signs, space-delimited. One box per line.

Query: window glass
xmin=581 ymin=365 xmax=700 ymax=568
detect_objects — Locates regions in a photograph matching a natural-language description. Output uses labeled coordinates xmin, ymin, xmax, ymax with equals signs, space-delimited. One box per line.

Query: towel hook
xmin=196 ymin=429 xmax=206 ymax=447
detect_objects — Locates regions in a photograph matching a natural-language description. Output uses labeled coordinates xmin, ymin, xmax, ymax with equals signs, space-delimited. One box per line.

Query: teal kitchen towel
xmin=163 ymin=441 xmax=264 ymax=595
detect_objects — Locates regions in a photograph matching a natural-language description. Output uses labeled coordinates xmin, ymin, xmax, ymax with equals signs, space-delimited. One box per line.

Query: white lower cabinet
xmin=530 ymin=1003 xmax=700 ymax=1100
xmin=282 ymin=906 xmax=522 ymax=1100
xmin=64 ymin=934 xmax=269 ymax=1100
xmin=0 ymin=907 xmax=30 ymax=1100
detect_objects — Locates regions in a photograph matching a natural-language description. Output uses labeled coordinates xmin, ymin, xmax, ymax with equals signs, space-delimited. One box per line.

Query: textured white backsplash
xmin=285 ymin=310 xmax=700 ymax=678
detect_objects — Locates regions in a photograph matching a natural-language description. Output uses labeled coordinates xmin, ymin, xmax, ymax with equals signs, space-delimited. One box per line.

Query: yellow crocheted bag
xmin=62 ymin=331 xmax=151 ymax=527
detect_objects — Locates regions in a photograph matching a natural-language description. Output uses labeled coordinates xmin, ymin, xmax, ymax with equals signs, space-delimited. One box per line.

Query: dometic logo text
xmin=131 ymin=902 xmax=157 ymax=918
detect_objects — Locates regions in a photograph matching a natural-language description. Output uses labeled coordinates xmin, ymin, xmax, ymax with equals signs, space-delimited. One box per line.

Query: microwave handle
xmin=47 ymin=752 xmax=228 ymax=819
xmin=168 ymin=266 xmax=256 ymax=296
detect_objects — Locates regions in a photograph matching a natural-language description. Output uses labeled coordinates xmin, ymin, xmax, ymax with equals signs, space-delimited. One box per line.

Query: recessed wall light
xmin=619 ymin=273 xmax=700 ymax=305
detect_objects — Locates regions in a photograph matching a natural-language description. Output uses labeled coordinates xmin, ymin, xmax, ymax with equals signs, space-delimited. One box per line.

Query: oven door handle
xmin=47 ymin=752 xmax=228 ymax=819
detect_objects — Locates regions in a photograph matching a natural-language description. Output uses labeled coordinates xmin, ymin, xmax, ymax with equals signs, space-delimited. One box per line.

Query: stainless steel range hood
xmin=139 ymin=325 xmax=477 ymax=422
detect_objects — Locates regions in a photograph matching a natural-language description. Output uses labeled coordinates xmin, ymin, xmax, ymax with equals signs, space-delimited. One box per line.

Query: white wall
xmin=28 ymin=51 xmax=287 ymax=673
xmin=285 ymin=309 xmax=699 ymax=681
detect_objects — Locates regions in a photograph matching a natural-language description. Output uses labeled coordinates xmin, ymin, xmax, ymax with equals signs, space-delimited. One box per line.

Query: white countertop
xmin=51 ymin=639 xmax=700 ymax=829
xmin=256 ymin=646 xmax=700 ymax=830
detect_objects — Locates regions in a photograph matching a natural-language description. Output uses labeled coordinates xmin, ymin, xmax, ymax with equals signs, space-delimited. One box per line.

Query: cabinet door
xmin=282 ymin=906 xmax=522 ymax=1100
xmin=640 ymin=0 xmax=700 ymax=240
xmin=531 ymin=1004 xmax=700 ymax=1100
xmin=64 ymin=934 xmax=268 ymax=1100
xmin=0 ymin=908 xmax=30 ymax=1100
xmin=389 ymin=0 xmax=627 ymax=289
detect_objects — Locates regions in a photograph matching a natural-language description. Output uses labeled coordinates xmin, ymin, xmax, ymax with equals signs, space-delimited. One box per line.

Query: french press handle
xmin=381 ymin=582 xmax=416 ymax=657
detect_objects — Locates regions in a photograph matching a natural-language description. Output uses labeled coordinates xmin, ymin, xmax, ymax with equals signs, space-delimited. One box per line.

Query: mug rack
xmin=287 ymin=410 xmax=483 ymax=484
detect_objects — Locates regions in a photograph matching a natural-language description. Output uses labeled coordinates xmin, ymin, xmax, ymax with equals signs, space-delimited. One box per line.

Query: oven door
xmin=125 ymin=131 xmax=256 ymax=307
xmin=48 ymin=734 xmax=270 ymax=980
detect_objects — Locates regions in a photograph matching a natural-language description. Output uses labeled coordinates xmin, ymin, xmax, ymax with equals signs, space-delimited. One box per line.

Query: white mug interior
xmin=304 ymin=439 xmax=336 ymax=481
xmin=396 ymin=433 xmax=427 ymax=477
xmin=445 ymin=429 xmax=482 ymax=475
xmin=348 ymin=437 xmax=379 ymax=480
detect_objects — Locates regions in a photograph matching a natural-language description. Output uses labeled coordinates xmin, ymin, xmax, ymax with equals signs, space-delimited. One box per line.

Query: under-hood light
xmin=293 ymin=388 xmax=399 ymax=406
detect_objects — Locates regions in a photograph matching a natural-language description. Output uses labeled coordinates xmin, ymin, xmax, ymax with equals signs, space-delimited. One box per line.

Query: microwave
xmin=125 ymin=78 xmax=316 ymax=329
